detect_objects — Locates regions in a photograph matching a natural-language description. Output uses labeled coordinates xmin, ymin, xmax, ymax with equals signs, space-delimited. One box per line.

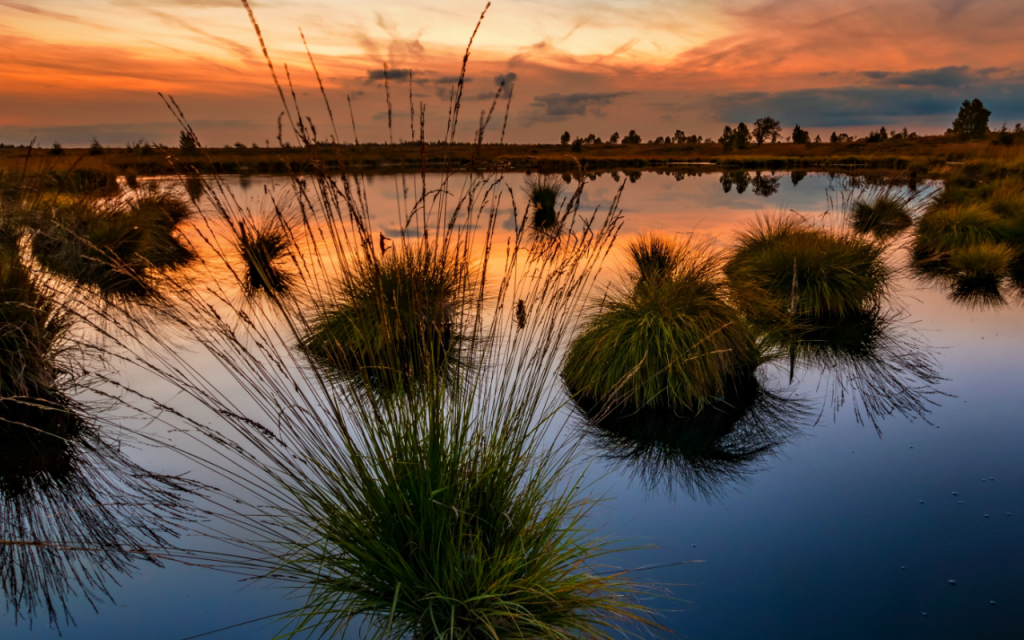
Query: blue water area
xmin=3 ymin=170 xmax=1021 ymax=639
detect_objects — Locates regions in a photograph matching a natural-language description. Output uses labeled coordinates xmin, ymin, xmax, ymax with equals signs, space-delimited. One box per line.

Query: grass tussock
xmin=31 ymin=192 xmax=194 ymax=298
xmin=0 ymin=246 xmax=71 ymax=404
xmin=563 ymin=233 xmax=759 ymax=412
xmin=913 ymin=202 xmax=1000 ymax=258
xmin=850 ymin=193 xmax=913 ymax=238
xmin=948 ymin=241 xmax=1016 ymax=280
xmin=726 ymin=211 xmax=889 ymax=319
xmin=524 ymin=174 xmax=564 ymax=234
xmin=301 ymin=246 xmax=469 ymax=392
xmin=237 ymin=218 xmax=293 ymax=295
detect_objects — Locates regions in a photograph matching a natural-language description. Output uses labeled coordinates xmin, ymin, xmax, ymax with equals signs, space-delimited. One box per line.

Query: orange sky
xmin=2 ymin=0 xmax=1023 ymax=146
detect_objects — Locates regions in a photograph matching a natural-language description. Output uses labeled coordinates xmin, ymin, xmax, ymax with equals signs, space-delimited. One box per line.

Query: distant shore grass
xmin=726 ymin=212 xmax=890 ymax=319
xmin=563 ymin=233 xmax=759 ymax=412
xmin=3 ymin=132 xmax=1023 ymax=178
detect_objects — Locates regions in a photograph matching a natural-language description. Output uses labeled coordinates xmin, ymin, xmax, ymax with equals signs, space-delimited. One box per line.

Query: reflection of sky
xmin=7 ymin=171 xmax=1023 ymax=639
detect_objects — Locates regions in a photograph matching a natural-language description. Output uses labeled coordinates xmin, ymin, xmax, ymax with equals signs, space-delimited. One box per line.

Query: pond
xmin=4 ymin=169 xmax=1022 ymax=639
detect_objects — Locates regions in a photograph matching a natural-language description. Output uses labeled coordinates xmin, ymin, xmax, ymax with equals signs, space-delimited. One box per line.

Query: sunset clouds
xmin=2 ymin=0 xmax=1023 ymax=146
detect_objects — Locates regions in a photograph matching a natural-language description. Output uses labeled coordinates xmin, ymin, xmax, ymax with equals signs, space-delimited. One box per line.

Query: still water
xmin=5 ymin=170 xmax=1022 ymax=639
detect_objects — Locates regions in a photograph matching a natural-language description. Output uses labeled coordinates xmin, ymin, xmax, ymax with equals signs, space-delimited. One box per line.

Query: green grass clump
xmin=524 ymin=174 xmax=563 ymax=233
xmin=563 ymin=234 xmax=759 ymax=412
xmin=237 ymin=218 xmax=293 ymax=295
xmin=726 ymin=212 xmax=889 ymax=319
xmin=279 ymin=389 xmax=653 ymax=639
xmin=913 ymin=203 xmax=1000 ymax=257
xmin=850 ymin=194 xmax=913 ymax=238
xmin=302 ymin=247 xmax=467 ymax=391
xmin=31 ymin=192 xmax=194 ymax=297
xmin=948 ymin=241 xmax=1015 ymax=280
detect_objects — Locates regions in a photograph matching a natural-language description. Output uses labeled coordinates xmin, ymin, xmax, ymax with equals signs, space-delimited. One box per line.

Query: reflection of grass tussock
xmin=31 ymin=192 xmax=194 ymax=298
xmin=524 ymin=174 xmax=564 ymax=233
xmin=302 ymin=247 xmax=466 ymax=391
xmin=726 ymin=212 xmax=889 ymax=319
xmin=237 ymin=218 xmax=293 ymax=295
xmin=575 ymin=375 xmax=804 ymax=501
xmin=850 ymin=193 xmax=912 ymax=238
xmin=773 ymin=308 xmax=942 ymax=428
xmin=564 ymin=234 xmax=759 ymax=412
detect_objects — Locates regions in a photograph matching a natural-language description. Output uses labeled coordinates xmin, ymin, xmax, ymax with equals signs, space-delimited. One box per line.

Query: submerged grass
xmin=563 ymin=233 xmax=759 ymax=412
xmin=726 ymin=211 xmax=889 ymax=319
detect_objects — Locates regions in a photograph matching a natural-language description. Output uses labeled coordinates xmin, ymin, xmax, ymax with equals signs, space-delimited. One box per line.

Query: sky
xmin=2 ymin=0 xmax=1024 ymax=147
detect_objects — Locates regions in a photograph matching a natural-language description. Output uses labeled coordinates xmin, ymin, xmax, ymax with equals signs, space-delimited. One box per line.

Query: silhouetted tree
xmin=673 ymin=130 xmax=686 ymax=144
xmin=735 ymin=122 xmax=752 ymax=149
xmin=48 ymin=142 xmax=64 ymax=156
xmin=622 ymin=130 xmax=642 ymax=144
xmin=88 ymin=137 xmax=104 ymax=155
xmin=179 ymin=130 xmax=199 ymax=154
xmin=830 ymin=131 xmax=839 ymax=143
xmin=719 ymin=125 xmax=735 ymax=151
xmin=570 ymin=137 xmax=583 ymax=151
xmin=814 ymin=134 xmax=822 ymax=143
xmin=586 ymin=133 xmax=597 ymax=144
xmin=753 ymin=117 xmax=782 ymax=145
xmin=792 ymin=124 xmax=811 ymax=145
xmin=609 ymin=131 xmax=620 ymax=144
xmin=949 ymin=98 xmax=991 ymax=139
xmin=560 ymin=131 xmax=571 ymax=146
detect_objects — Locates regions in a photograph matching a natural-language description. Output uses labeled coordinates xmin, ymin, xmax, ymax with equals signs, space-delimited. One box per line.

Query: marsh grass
xmin=850 ymin=193 xmax=913 ymax=238
xmin=524 ymin=174 xmax=564 ymax=235
xmin=563 ymin=234 xmax=760 ymax=412
xmin=301 ymin=246 xmax=468 ymax=393
xmin=56 ymin=4 xmax=663 ymax=636
xmin=31 ymin=191 xmax=195 ymax=298
xmin=913 ymin=202 xmax=1000 ymax=259
xmin=237 ymin=217 xmax=293 ymax=295
xmin=0 ymin=244 xmax=71 ymax=403
xmin=726 ymin=212 xmax=889 ymax=319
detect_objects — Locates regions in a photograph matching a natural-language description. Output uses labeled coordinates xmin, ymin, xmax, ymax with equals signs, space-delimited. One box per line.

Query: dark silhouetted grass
xmin=237 ymin=218 xmax=293 ymax=295
xmin=850 ymin=193 xmax=912 ymax=238
xmin=524 ymin=174 xmax=563 ymax=233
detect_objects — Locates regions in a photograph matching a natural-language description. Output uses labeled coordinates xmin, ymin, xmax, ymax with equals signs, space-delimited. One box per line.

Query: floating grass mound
xmin=850 ymin=194 xmax=913 ymax=238
xmin=726 ymin=212 xmax=889 ymax=319
xmin=913 ymin=202 xmax=1000 ymax=261
xmin=302 ymin=247 xmax=468 ymax=390
xmin=524 ymin=174 xmax=563 ymax=234
xmin=237 ymin=218 xmax=292 ymax=295
xmin=31 ymin=192 xmax=194 ymax=298
xmin=563 ymin=234 xmax=759 ymax=412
